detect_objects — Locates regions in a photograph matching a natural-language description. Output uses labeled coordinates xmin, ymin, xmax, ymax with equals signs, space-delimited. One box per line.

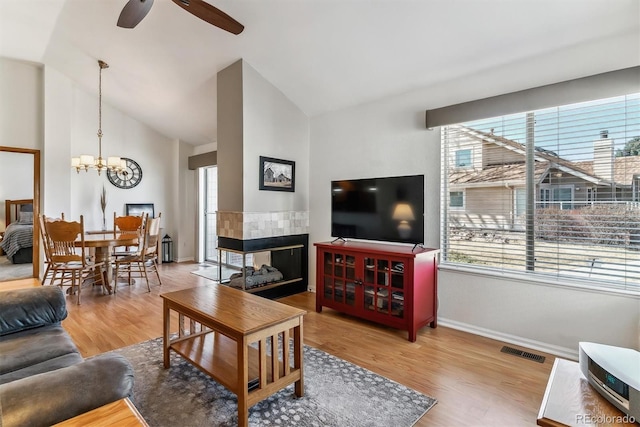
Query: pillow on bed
xmin=18 ymin=211 xmax=34 ymax=224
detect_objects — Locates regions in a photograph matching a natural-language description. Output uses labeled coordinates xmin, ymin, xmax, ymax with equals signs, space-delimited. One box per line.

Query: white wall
xmin=176 ymin=140 xmax=196 ymax=262
xmin=0 ymin=57 xmax=42 ymax=150
xmin=193 ymin=142 xmax=216 ymax=155
xmin=242 ymin=60 xmax=309 ymax=213
xmin=43 ymin=65 xmax=73 ymax=220
xmin=0 ymin=58 xmax=42 ymax=231
xmin=439 ymin=268 xmax=640 ymax=359
xmin=65 ymin=80 xmax=177 ymax=232
xmin=1 ymin=57 xmax=192 ymax=262
xmin=309 ymin=58 xmax=640 ymax=359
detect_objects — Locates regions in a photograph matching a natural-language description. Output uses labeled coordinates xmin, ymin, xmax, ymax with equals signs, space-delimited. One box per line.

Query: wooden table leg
xmin=294 ymin=320 xmax=304 ymax=397
xmin=94 ymin=247 xmax=113 ymax=294
xmin=237 ymin=337 xmax=249 ymax=427
xmin=163 ymin=300 xmax=170 ymax=369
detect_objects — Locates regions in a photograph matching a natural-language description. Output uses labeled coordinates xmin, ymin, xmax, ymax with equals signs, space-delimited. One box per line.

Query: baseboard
xmin=438 ymin=318 xmax=578 ymax=361
xmin=174 ymin=257 xmax=194 ymax=263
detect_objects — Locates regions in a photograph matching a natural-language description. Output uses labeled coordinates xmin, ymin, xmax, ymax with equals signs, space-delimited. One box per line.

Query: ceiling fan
xmin=117 ymin=0 xmax=244 ymax=35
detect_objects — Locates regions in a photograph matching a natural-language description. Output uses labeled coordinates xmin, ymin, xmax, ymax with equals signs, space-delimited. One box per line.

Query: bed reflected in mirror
xmin=0 ymin=147 xmax=40 ymax=282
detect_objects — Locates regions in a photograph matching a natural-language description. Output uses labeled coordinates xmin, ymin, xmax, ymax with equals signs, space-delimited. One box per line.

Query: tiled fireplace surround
xmin=216 ymin=211 xmax=310 ymax=297
xmin=217 ymin=211 xmax=309 ymax=240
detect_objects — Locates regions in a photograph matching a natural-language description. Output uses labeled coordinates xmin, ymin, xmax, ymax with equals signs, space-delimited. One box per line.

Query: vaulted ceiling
xmin=1 ymin=0 xmax=638 ymax=145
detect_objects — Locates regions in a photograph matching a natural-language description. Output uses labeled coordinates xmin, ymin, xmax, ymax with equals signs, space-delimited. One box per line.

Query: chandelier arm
xmin=98 ymin=60 xmax=102 ymax=160
xmin=71 ymin=60 xmax=122 ymax=175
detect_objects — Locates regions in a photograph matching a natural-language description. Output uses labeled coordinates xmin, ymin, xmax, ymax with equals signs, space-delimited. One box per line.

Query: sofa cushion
xmin=0 ymin=352 xmax=83 ymax=385
xmin=0 ymin=354 xmax=135 ymax=427
xmin=0 ymin=325 xmax=80 ymax=382
xmin=0 ymin=287 xmax=67 ymax=336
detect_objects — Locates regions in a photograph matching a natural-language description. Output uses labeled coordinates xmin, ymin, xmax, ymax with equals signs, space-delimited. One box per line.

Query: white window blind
xmin=441 ymin=93 xmax=640 ymax=292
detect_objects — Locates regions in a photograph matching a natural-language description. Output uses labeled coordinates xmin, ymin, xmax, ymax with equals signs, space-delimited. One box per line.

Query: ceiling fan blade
xmin=117 ymin=0 xmax=154 ymax=29
xmin=171 ymin=0 xmax=244 ymax=35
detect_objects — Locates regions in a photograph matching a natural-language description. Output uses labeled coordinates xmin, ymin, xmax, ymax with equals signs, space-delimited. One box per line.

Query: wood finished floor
xmin=10 ymin=262 xmax=555 ymax=426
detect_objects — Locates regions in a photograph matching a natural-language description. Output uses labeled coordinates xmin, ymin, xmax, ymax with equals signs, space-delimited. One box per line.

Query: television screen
xmin=331 ymin=175 xmax=424 ymax=244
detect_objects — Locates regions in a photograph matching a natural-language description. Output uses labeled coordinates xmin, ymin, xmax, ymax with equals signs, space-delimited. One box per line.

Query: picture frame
xmin=125 ymin=203 xmax=155 ymax=218
xmin=259 ymin=156 xmax=295 ymax=192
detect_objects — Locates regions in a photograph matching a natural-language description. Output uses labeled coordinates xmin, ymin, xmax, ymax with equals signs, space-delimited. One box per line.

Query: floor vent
xmin=500 ymin=346 xmax=545 ymax=363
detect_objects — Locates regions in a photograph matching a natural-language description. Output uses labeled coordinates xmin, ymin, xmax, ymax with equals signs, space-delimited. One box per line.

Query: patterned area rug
xmin=110 ymin=337 xmax=436 ymax=427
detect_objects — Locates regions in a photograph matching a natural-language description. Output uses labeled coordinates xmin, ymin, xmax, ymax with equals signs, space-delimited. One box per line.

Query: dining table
xmin=77 ymin=231 xmax=138 ymax=294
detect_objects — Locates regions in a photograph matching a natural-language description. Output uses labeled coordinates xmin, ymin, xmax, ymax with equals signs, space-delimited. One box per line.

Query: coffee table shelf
xmin=170 ymin=331 xmax=288 ymax=392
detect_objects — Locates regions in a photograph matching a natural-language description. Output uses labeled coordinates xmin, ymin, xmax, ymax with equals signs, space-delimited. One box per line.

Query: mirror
xmin=0 ymin=146 xmax=40 ymax=282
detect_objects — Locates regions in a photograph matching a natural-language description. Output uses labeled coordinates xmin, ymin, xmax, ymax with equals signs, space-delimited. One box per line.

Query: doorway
xmin=203 ymin=166 xmax=218 ymax=263
xmin=0 ymin=146 xmax=40 ymax=282
xmin=198 ymin=165 xmax=250 ymax=275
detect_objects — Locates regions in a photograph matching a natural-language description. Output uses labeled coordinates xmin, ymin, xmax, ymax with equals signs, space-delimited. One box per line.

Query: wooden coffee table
xmin=161 ymin=284 xmax=306 ymax=427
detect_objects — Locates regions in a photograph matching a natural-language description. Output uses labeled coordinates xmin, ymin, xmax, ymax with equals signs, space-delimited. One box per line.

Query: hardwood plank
xmin=60 ymin=261 xmax=555 ymax=426
xmin=0 ymin=278 xmax=41 ymax=291
xmin=53 ymin=398 xmax=148 ymax=427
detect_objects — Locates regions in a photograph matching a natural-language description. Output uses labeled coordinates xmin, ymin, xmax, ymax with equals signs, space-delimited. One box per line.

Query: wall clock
xmin=107 ymin=157 xmax=143 ymax=189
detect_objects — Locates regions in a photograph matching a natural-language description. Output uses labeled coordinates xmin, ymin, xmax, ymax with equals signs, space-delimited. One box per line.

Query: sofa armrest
xmin=0 ymin=287 xmax=67 ymax=336
xmin=0 ymin=353 xmax=135 ymax=427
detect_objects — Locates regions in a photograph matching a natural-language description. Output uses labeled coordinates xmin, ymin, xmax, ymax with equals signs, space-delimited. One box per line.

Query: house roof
xmin=576 ymin=156 xmax=640 ymax=185
xmin=450 ymin=162 xmax=548 ymax=187
xmin=449 ymin=126 xmax=640 ymax=188
xmin=1 ymin=1 xmax=637 ymax=145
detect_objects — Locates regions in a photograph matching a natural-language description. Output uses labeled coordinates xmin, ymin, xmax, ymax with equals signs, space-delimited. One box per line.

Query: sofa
xmin=0 ymin=286 xmax=135 ymax=426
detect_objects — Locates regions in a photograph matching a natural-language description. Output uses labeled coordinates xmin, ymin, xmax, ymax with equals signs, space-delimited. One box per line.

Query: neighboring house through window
xmin=441 ymin=93 xmax=640 ymax=293
xmin=539 ymin=185 xmax=574 ymax=210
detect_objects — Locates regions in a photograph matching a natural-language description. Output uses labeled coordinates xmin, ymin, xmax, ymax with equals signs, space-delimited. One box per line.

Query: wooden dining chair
xmin=114 ymin=213 xmax=162 ymax=293
xmin=112 ymin=212 xmax=144 ymax=259
xmin=44 ymin=215 xmax=106 ymax=304
xmin=39 ymin=213 xmax=67 ymax=286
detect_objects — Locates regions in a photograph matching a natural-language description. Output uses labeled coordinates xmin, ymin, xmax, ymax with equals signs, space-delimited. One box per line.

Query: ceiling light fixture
xmin=71 ymin=60 xmax=124 ymax=175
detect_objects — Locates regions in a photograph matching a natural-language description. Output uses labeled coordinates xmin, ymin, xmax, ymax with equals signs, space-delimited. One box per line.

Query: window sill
xmin=438 ymin=263 xmax=640 ymax=299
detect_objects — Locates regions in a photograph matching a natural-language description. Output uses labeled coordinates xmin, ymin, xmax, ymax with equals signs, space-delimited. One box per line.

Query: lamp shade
xmin=392 ymin=203 xmax=415 ymax=221
xmin=80 ymin=155 xmax=94 ymax=166
xmin=108 ymin=156 xmax=122 ymax=167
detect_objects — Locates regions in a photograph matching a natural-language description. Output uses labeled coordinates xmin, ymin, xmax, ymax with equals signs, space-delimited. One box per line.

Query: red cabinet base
xmin=315 ymin=241 xmax=438 ymax=342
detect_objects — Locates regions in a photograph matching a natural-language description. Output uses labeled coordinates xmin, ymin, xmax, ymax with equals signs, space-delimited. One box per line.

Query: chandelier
xmin=71 ymin=60 xmax=124 ymax=174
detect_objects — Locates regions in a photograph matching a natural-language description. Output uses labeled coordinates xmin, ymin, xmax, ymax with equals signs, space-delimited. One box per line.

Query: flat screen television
xmin=331 ymin=174 xmax=424 ymax=244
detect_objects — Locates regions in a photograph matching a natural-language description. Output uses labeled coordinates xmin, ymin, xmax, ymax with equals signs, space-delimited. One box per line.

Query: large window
xmin=441 ymin=93 xmax=640 ymax=292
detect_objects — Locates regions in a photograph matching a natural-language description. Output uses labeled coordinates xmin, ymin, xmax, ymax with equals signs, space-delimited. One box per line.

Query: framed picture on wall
xmin=125 ymin=203 xmax=155 ymax=218
xmin=259 ymin=156 xmax=295 ymax=192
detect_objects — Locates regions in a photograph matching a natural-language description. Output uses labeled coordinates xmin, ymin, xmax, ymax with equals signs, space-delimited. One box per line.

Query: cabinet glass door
xmin=322 ymin=251 xmax=356 ymax=306
xmin=363 ymin=256 xmax=405 ymax=318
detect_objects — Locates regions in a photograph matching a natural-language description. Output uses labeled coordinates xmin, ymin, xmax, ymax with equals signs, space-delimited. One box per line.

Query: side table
xmin=53 ymin=398 xmax=148 ymax=427
xmin=537 ymin=358 xmax=636 ymax=426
